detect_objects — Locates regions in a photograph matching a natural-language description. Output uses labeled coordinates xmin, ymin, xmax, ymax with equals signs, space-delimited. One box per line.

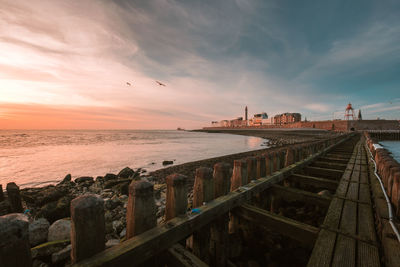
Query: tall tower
xmin=344 ymin=103 xmax=355 ymax=120
xmin=245 ymin=106 xmax=248 ymax=126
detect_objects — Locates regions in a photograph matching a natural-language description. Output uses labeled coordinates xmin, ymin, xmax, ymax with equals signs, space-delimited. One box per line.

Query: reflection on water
xmin=0 ymin=130 xmax=265 ymax=188
xmin=380 ymin=141 xmax=400 ymax=162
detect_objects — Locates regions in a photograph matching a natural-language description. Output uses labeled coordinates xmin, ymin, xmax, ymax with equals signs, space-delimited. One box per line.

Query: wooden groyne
xmin=1 ymin=133 xmax=399 ymax=266
xmin=367 ymin=130 xmax=400 ymax=141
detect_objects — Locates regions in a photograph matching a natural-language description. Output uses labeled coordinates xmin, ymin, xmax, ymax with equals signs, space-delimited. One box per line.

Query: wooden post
xmin=71 ymin=194 xmax=105 ymax=264
xmin=392 ymin=173 xmax=400 ymax=216
xmin=285 ymin=147 xmax=295 ymax=167
xmin=265 ymin=153 xmax=272 ymax=176
xmin=279 ymin=150 xmax=286 ymax=169
xmin=213 ymin=163 xmax=231 ymax=199
xmin=230 ymin=159 xmax=247 ymax=234
xmin=211 ymin=163 xmax=230 ymax=266
xmin=126 ymin=180 xmax=157 ymax=239
xmin=246 ymin=157 xmax=257 ymax=182
xmin=0 ymin=184 xmax=4 ymax=202
xmin=191 ymin=167 xmax=214 ymax=263
xmin=0 ymin=213 xmax=31 ymax=267
xmin=231 ymin=159 xmax=248 ymax=191
xmin=165 ymin=174 xmax=188 ymax=221
xmin=256 ymin=155 xmax=266 ymax=178
xmin=272 ymin=152 xmax=280 ymax=172
xmin=6 ymin=182 xmax=23 ymax=213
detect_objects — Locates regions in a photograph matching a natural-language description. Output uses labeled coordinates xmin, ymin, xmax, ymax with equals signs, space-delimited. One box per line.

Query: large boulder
xmin=48 ymin=219 xmax=71 ymax=242
xmin=104 ymin=173 xmax=118 ymax=182
xmin=0 ymin=200 xmax=11 ymax=216
xmin=36 ymin=195 xmax=72 ymax=223
xmin=118 ymin=167 xmax=135 ymax=179
xmin=74 ymin=176 xmax=94 ymax=184
xmin=29 ymin=218 xmax=50 ymax=247
xmin=22 ymin=186 xmax=68 ymax=206
xmin=104 ymin=178 xmax=130 ymax=189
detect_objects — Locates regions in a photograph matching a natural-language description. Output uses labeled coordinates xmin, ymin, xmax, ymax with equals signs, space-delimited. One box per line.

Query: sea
xmin=380 ymin=141 xmax=400 ymax=162
xmin=0 ymin=130 xmax=265 ymax=188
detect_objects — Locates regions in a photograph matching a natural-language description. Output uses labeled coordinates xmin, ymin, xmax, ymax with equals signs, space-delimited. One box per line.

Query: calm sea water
xmin=380 ymin=141 xmax=400 ymax=162
xmin=0 ymin=130 xmax=264 ymax=188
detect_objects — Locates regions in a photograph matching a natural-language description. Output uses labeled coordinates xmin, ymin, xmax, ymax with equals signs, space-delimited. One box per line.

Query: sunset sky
xmin=1 ymin=0 xmax=399 ymax=129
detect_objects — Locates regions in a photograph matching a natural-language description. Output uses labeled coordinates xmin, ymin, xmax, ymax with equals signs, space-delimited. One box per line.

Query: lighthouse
xmin=245 ymin=106 xmax=248 ymax=126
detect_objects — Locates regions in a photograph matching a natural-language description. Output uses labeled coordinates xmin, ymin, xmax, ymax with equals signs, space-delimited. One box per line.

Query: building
xmin=250 ymin=112 xmax=268 ymax=126
xmin=274 ymin=113 xmax=301 ymax=125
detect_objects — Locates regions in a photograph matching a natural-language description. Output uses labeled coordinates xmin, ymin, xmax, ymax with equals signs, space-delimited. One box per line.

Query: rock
xmin=29 ymin=218 xmax=50 ymax=247
xmin=51 ymin=244 xmax=71 ymax=264
xmin=104 ymin=173 xmax=118 ymax=181
xmin=31 ymin=240 xmax=70 ymax=259
xmin=162 ymin=160 xmax=174 ymax=166
xmin=36 ymin=195 xmax=72 ymax=223
xmin=24 ymin=186 xmax=68 ymax=206
xmin=32 ymin=259 xmax=49 ymax=267
xmin=105 ymin=239 xmax=120 ymax=248
xmin=48 ymin=218 xmax=71 ymax=242
xmin=118 ymin=167 xmax=135 ymax=179
xmin=0 ymin=213 xmax=31 ymax=265
xmin=318 ymin=190 xmax=332 ymax=198
xmin=74 ymin=176 xmax=94 ymax=184
xmin=112 ymin=220 xmax=123 ymax=234
xmin=119 ymin=228 xmax=126 ymax=238
xmin=6 ymin=182 xmax=23 ymax=212
xmin=112 ymin=182 xmax=130 ymax=195
xmin=104 ymin=179 xmax=130 ymax=189
xmin=61 ymin=174 xmax=71 ymax=183
xmin=104 ymin=198 xmax=122 ymax=210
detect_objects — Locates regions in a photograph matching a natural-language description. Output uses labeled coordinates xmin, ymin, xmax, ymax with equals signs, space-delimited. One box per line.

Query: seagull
xmin=126 ymin=82 xmax=131 ymax=86
xmin=156 ymin=81 xmax=166 ymax=86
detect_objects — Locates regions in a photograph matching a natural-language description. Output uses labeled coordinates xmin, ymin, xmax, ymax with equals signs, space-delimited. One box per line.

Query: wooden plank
xmin=340 ymin=201 xmax=357 ymax=235
xmin=304 ymin=166 xmax=343 ymax=180
xmin=307 ymin=229 xmax=336 ymax=267
xmin=312 ymin=161 xmax=348 ymax=171
xmin=269 ymin=184 xmax=331 ymax=208
xmin=358 ymin=204 xmax=376 ymax=242
xmin=332 ymin=235 xmax=356 ymax=267
xmin=335 ymin=180 xmax=349 ymax=198
xmin=323 ymin=197 xmax=344 ymax=229
xmin=346 ymin=183 xmax=359 ymax=202
xmin=357 ymin=241 xmax=380 ymax=267
xmin=381 ymin=219 xmax=400 ymax=267
xmin=288 ymin=174 xmax=338 ymax=191
xmin=233 ymin=204 xmax=319 ymax=249
xmin=359 ymin=184 xmax=371 ymax=204
xmin=165 ymin=244 xmax=208 ymax=267
xmin=318 ymin=157 xmax=349 ymax=164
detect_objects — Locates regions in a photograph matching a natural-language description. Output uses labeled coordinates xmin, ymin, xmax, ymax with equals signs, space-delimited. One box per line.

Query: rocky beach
xmin=0 ymin=129 xmax=340 ymax=266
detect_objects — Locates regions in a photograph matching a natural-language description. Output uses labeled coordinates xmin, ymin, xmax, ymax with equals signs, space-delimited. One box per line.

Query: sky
xmin=0 ymin=0 xmax=399 ymax=129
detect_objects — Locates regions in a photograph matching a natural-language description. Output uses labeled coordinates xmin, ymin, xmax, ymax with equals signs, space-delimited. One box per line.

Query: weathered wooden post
xmin=246 ymin=157 xmax=257 ymax=182
xmin=6 ymin=182 xmax=23 ymax=213
xmin=279 ymin=150 xmax=286 ymax=169
xmin=191 ymin=167 xmax=214 ymax=263
xmin=165 ymin=174 xmax=188 ymax=221
xmin=230 ymin=160 xmax=248 ymax=191
xmin=230 ymin=159 xmax=247 ymax=234
xmin=265 ymin=153 xmax=272 ymax=176
xmin=285 ymin=147 xmax=294 ymax=167
xmin=0 ymin=184 xmax=4 ymax=202
xmin=126 ymin=180 xmax=156 ymax=238
xmin=392 ymin=173 xmax=400 ymax=216
xmin=256 ymin=155 xmax=266 ymax=178
xmin=0 ymin=214 xmax=31 ymax=267
xmin=71 ymin=194 xmax=105 ymax=264
xmin=211 ymin=163 xmax=230 ymax=266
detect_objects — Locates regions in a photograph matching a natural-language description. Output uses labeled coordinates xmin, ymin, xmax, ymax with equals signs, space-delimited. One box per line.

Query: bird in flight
xmin=156 ymin=81 xmax=166 ymax=86
xmin=126 ymin=82 xmax=131 ymax=86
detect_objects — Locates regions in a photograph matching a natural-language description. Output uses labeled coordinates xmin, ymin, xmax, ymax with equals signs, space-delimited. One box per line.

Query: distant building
xmin=250 ymin=112 xmax=268 ymax=126
xmin=274 ymin=112 xmax=301 ymax=125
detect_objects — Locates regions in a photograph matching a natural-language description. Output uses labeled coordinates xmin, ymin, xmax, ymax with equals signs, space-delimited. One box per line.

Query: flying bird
xmin=126 ymin=82 xmax=131 ymax=86
xmin=156 ymin=81 xmax=166 ymax=86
